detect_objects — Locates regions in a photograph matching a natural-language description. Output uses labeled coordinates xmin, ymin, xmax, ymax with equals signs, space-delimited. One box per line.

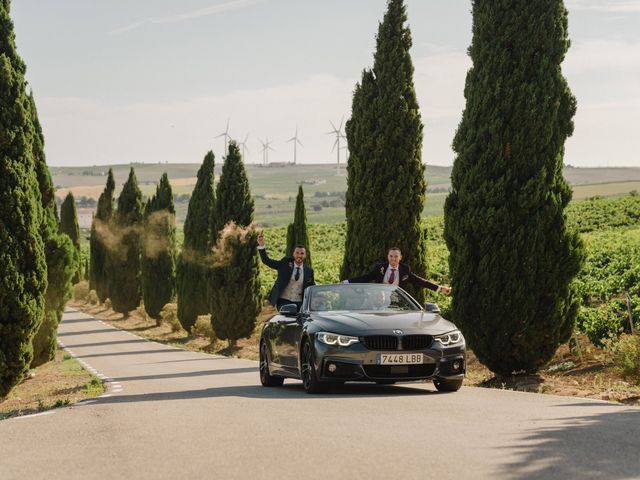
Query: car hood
xmin=309 ymin=311 xmax=458 ymax=336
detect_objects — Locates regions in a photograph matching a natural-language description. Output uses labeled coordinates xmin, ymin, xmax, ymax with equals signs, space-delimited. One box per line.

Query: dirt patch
xmin=70 ymin=300 xmax=640 ymax=406
xmin=0 ymin=349 xmax=105 ymax=421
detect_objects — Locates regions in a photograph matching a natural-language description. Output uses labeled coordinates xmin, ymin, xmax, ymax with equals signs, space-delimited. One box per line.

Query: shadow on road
xmin=77 ymin=348 xmax=186 ymax=359
xmin=60 ymin=318 xmax=101 ymax=325
xmin=113 ymin=367 xmax=258 ymax=382
xmin=59 ymin=328 xmax=116 ymax=337
xmin=502 ymin=404 xmax=640 ymax=479
xmin=65 ymin=339 xmax=149 ymax=349
xmin=93 ymin=382 xmax=435 ymax=403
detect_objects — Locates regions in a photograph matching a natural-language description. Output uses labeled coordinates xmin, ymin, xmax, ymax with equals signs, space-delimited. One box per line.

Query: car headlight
xmin=434 ymin=330 xmax=463 ymax=346
xmin=317 ymin=332 xmax=359 ymax=347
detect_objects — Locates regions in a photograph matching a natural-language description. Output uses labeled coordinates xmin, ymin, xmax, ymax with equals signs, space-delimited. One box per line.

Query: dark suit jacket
xmin=259 ymin=248 xmax=315 ymax=306
xmin=348 ymin=263 xmax=438 ymax=292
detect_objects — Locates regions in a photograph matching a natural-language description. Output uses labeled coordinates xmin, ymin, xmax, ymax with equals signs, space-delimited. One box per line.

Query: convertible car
xmin=259 ymin=283 xmax=466 ymax=393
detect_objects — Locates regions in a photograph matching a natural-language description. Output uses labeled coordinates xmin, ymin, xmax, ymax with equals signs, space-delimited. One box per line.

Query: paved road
xmin=1 ymin=309 xmax=639 ymax=480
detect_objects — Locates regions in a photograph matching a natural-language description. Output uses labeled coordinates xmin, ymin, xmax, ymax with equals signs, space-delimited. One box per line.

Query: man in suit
xmin=258 ymin=232 xmax=315 ymax=311
xmin=344 ymin=247 xmax=451 ymax=295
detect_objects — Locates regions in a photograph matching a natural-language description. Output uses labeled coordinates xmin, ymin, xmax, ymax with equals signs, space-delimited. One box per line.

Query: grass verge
xmin=0 ymin=349 xmax=105 ymax=421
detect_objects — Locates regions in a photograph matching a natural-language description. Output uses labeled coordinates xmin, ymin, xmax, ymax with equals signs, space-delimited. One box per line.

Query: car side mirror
xmin=424 ymin=302 xmax=440 ymax=314
xmin=279 ymin=303 xmax=298 ymax=317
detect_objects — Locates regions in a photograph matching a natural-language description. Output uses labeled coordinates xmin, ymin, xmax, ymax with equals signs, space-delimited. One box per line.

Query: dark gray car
xmin=259 ymin=283 xmax=466 ymax=393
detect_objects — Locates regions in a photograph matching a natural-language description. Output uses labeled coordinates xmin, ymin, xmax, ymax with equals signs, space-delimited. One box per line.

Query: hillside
xmin=50 ymin=163 xmax=640 ymax=227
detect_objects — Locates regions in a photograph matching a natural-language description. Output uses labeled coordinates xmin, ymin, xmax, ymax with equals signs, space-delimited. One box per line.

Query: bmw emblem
xmin=393 ymin=329 xmax=403 ymax=335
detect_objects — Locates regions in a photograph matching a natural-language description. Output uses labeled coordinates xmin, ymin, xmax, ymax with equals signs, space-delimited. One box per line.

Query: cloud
xmin=566 ymin=0 xmax=640 ymax=13
xmin=110 ymin=0 xmax=263 ymax=35
xmin=564 ymin=39 xmax=640 ymax=74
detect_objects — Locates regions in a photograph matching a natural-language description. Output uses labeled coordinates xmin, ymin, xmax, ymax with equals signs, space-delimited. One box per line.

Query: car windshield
xmin=308 ymin=284 xmax=420 ymax=312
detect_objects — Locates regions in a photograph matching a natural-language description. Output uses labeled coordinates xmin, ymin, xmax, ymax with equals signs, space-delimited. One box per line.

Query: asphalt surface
xmin=1 ymin=308 xmax=639 ymax=480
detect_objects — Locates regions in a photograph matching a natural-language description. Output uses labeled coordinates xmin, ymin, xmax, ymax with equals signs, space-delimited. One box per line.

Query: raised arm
xmin=408 ymin=271 xmax=451 ymax=294
xmin=346 ymin=267 xmax=378 ymax=284
xmin=257 ymin=232 xmax=283 ymax=270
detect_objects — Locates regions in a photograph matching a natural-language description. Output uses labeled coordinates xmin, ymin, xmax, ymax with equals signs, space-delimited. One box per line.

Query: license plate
xmin=376 ymin=353 xmax=424 ymax=365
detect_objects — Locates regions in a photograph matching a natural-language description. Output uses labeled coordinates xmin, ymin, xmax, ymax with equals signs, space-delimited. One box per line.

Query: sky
xmin=10 ymin=0 xmax=640 ymax=168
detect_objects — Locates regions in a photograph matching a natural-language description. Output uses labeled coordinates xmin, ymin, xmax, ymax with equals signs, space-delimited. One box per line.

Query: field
xmin=51 ymin=164 xmax=640 ymax=227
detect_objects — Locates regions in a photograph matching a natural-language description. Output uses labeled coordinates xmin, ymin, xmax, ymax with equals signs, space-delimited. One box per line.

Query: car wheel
xmin=301 ymin=340 xmax=326 ymax=394
xmin=433 ymin=378 xmax=463 ymax=392
xmin=260 ymin=340 xmax=284 ymax=387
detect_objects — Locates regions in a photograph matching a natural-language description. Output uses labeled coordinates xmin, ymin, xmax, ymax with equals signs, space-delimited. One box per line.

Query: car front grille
xmin=362 ymin=335 xmax=398 ymax=350
xmin=361 ymin=335 xmax=433 ymax=351
xmin=363 ymin=364 xmax=436 ymax=379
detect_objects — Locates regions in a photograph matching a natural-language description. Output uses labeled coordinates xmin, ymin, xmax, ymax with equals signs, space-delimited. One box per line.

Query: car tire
xmin=301 ymin=340 xmax=326 ymax=394
xmin=260 ymin=340 xmax=284 ymax=387
xmin=433 ymin=378 xmax=463 ymax=392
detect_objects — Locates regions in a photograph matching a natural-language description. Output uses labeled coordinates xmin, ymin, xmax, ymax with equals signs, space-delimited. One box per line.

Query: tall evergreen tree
xmin=0 ymin=0 xmax=47 ymax=399
xmin=210 ymin=141 xmax=260 ymax=347
xmin=213 ymin=141 xmax=254 ymax=233
xmin=286 ymin=185 xmax=312 ymax=267
xmin=27 ymin=93 xmax=76 ymax=367
xmin=107 ymin=168 xmax=143 ymax=316
xmin=90 ymin=168 xmax=115 ymax=302
xmin=59 ymin=192 xmax=81 ymax=282
xmin=443 ymin=0 xmax=584 ymax=375
xmin=340 ymin=0 xmax=428 ymax=302
xmin=176 ymin=151 xmax=215 ymax=331
xmin=142 ymin=173 xmax=177 ymax=320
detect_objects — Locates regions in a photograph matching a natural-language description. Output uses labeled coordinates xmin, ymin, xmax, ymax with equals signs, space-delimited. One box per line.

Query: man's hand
xmin=439 ymin=285 xmax=452 ymax=296
xmin=257 ymin=232 xmax=265 ymax=248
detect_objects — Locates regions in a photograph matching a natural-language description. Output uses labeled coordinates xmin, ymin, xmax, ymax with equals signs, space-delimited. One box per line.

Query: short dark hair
xmin=293 ymin=244 xmax=306 ymax=251
xmin=388 ymin=247 xmax=402 ymax=254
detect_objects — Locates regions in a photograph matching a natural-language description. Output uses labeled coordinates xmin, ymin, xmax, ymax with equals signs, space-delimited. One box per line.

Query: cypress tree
xmin=59 ymin=192 xmax=81 ymax=283
xmin=286 ymin=185 xmax=312 ymax=266
xmin=142 ymin=173 xmax=176 ymax=320
xmin=27 ymin=93 xmax=76 ymax=367
xmin=107 ymin=168 xmax=143 ymax=316
xmin=443 ymin=0 xmax=584 ymax=375
xmin=176 ymin=151 xmax=215 ymax=331
xmin=210 ymin=141 xmax=260 ymax=347
xmin=0 ymin=0 xmax=47 ymax=399
xmin=90 ymin=168 xmax=115 ymax=302
xmin=213 ymin=141 xmax=254 ymax=233
xmin=340 ymin=0 xmax=428 ymax=302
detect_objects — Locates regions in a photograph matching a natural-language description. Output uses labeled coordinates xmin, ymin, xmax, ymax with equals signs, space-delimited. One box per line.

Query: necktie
xmin=295 ymin=267 xmax=301 ymax=281
xmin=388 ymin=268 xmax=396 ymax=284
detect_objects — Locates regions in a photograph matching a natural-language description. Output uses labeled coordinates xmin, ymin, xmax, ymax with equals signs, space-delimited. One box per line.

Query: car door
xmin=276 ymin=317 xmax=303 ymax=375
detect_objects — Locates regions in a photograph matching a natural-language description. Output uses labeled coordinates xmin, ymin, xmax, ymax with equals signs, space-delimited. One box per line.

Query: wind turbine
xmin=287 ymin=126 xmax=303 ymax=165
xmin=238 ymin=133 xmax=250 ymax=161
xmin=259 ymin=138 xmax=275 ymax=166
xmin=327 ymin=118 xmax=345 ymax=175
xmin=216 ymin=118 xmax=231 ymax=154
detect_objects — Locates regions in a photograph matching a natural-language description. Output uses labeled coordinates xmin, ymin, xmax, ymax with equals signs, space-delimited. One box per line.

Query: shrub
xmin=104 ymin=298 xmax=112 ymax=310
xmin=191 ymin=314 xmax=216 ymax=342
xmin=135 ymin=302 xmax=149 ymax=321
xmin=73 ymin=281 xmax=90 ymax=301
xmin=160 ymin=303 xmax=182 ymax=333
xmin=88 ymin=290 xmax=99 ymax=305
xmin=577 ymin=305 xmax=623 ymax=347
xmin=609 ymin=334 xmax=640 ymax=385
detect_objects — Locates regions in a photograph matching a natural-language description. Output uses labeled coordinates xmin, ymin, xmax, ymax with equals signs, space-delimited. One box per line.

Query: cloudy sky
xmin=11 ymin=0 xmax=640 ymax=167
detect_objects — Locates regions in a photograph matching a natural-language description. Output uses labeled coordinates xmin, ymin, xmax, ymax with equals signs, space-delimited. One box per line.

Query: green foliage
xmin=213 ymin=141 xmax=254 ymax=233
xmin=107 ymin=168 xmax=143 ymax=315
xmin=0 ymin=0 xmax=47 ymax=399
xmin=286 ymin=185 xmax=312 ymax=266
xmin=608 ymin=334 xmax=640 ymax=385
xmin=59 ymin=191 xmax=81 ymax=283
xmin=210 ymin=228 xmax=261 ymax=346
xmin=27 ymin=93 xmax=76 ymax=368
xmin=191 ymin=314 xmax=216 ymax=342
xmin=159 ymin=303 xmax=182 ymax=333
xmin=341 ymin=0 xmax=428 ymax=302
xmin=443 ymin=1 xmax=584 ymax=375
xmin=90 ymin=168 xmax=115 ymax=302
xmin=177 ymin=151 xmax=215 ymax=331
xmin=210 ymin=142 xmax=261 ymax=346
xmin=566 ymin=195 xmax=640 ymax=233
xmin=141 ymin=173 xmax=177 ymax=319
